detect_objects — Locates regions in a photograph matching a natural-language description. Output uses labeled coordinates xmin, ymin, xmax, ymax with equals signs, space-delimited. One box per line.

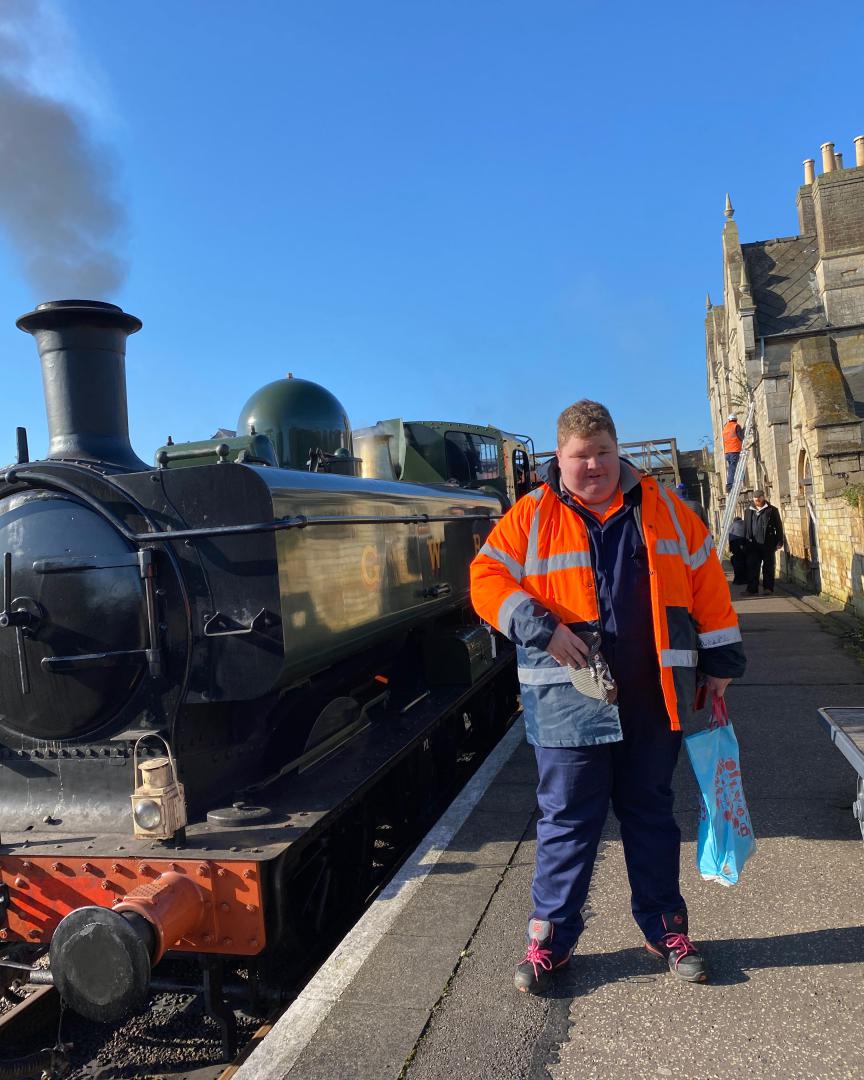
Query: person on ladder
xmin=723 ymin=414 xmax=744 ymax=493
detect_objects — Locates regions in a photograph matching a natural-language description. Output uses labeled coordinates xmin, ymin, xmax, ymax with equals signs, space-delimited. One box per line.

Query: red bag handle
xmin=709 ymin=693 xmax=729 ymax=729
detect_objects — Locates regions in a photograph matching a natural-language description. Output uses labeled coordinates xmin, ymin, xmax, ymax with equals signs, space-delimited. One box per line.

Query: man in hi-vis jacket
xmin=470 ymin=400 xmax=745 ymax=993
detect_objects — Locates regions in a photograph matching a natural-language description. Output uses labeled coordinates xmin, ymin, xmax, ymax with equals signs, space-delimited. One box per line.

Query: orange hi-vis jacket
xmin=723 ymin=421 xmax=743 ymax=454
xmin=470 ymin=464 xmax=743 ymax=744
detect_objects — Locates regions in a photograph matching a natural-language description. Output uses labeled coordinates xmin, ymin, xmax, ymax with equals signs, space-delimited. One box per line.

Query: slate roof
xmin=742 ymin=237 xmax=828 ymax=336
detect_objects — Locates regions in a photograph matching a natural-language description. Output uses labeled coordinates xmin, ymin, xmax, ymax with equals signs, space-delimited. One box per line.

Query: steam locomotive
xmin=0 ymin=300 xmax=515 ymax=1051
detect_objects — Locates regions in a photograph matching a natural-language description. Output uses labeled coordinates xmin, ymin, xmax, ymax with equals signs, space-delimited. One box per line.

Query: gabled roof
xmin=742 ymin=236 xmax=827 ymax=336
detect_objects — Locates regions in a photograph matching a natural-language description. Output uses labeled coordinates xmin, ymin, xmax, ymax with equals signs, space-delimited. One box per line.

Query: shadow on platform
xmin=548 ymin=924 xmax=864 ymax=999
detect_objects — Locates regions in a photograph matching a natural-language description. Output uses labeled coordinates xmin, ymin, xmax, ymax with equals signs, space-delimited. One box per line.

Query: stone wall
xmin=783 ymin=340 xmax=864 ymax=614
xmin=791 ymin=484 xmax=864 ymax=617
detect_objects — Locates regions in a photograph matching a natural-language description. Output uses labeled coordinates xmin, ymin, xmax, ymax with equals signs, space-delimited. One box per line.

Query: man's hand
xmin=546 ymin=624 xmax=591 ymax=668
xmin=704 ymin=675 xmax=732 ymax=699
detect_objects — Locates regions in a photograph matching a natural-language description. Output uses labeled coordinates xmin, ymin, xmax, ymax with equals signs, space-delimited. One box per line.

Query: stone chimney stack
xmin=809 ymin=133 xmax=864 ymax=323
xmin=798 ymin=159 xmax=817 ymax=234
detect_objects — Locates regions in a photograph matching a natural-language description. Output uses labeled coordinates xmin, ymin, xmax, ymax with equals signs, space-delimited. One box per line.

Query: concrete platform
xmin=236 ymin=588 xmax=864 ymax=1080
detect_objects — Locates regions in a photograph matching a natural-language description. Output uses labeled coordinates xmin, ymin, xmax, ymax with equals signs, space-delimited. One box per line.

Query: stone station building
xmin=706 ymin=135 xmax=864 ymax=614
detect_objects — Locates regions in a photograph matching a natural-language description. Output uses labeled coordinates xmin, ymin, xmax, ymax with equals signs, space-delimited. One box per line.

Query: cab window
xmin=512 ymin=448 xmax=531 ymax=498
xmin=444 ymin=432 xmax=499 ymax=484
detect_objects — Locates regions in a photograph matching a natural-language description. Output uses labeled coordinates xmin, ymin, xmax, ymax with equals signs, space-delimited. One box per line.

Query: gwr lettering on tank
xmin=427 ymin=538 xmax=442 ymax=573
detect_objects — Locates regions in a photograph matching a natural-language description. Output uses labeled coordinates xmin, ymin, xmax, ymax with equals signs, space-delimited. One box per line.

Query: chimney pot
xmin=16 ymin=300 xmax=146 ymax=471
xmin=821 ymin=141 xmax=836 ymax=173
xmin=855 ymin=135 xmax=864 ymax=168
xmin=836 ymin=151 xmax=845 ymax=169
xmin=803 ymin=158 xmax=815 ymax=185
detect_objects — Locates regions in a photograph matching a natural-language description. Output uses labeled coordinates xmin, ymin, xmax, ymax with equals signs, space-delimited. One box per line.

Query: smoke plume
xmin=0 ymin=0 xmax=127 ymax=298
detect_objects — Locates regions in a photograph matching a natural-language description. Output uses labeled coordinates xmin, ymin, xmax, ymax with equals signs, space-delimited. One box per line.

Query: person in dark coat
xmin=744 ymin=490 xmax=784 ymax=594
xmin=728 ymin=517 xmax=749 ymax=585
xmin=675 ymin=482 xmax=708 ymax=526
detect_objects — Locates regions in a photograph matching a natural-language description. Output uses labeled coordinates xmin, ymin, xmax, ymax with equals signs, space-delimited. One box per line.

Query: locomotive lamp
xmin=131 ymin=737 xmax=187 ymax=840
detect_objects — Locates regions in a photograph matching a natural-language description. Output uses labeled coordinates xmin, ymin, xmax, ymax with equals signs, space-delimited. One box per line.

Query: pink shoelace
xmin=521 ymin=939 xmax=553 ymax=976
xmin=662 ymin=932 xmax=696 ymax=969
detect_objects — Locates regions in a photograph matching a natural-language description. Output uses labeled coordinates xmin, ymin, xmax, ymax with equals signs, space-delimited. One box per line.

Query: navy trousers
xmin=530 ymin=708 xmax=684 ymax=949
xmin=746 ymin=542 xmax=776 ymax=592
xmin=725 ymin=452 xmax=740 ymax=491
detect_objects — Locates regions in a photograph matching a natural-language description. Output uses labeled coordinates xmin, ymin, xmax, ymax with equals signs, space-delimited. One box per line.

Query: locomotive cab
xmin=354 ymin=418 xmax=536 ymax=506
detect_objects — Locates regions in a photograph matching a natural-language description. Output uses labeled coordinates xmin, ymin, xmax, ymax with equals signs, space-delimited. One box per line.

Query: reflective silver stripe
xmin=497 ymin=590 xmax=531 ymax=634
xmin=660 ymin=648 xmax=698 ymax=667
xmin=527 ymin=486 xmax=544 ymax=501
xmin=517 ymin=665 xmax=574 ymax=685
xmin=688 ymin=534 xmax=714 ymax=571
xmin=525 ymin=550 xmax=592 ymax=575
xmin=522 ymin=489 xmax=591 ymax=577
xmin=698 ymin=626 xmax=742 ymax=648
xmin=524 ymin=501 xmax=542 ymax=575
xmin=479 ymin=542 xmax=524 ymax=582
xmin=656 ymin=485 xmax=689 ymax=560
xmin=655 ymin=538 xmax=681 ymax=556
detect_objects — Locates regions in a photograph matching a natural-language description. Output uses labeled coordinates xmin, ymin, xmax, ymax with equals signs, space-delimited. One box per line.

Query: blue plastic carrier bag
xmin=684 ymin=695 xmax=755 ymax=886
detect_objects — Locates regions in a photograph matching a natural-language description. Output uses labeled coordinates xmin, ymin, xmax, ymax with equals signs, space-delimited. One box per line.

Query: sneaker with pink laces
xmin=514 ymin=918 xmax=573 ymax=994
xmin=645 ymin=909 xmax=707 ymax=983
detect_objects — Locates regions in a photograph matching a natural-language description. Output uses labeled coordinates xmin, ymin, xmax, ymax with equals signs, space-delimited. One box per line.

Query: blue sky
xmin=1 ymin=0 xmax=863 ymax=464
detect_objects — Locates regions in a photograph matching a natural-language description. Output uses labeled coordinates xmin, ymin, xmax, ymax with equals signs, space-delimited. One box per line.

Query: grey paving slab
xmin=431 ymin=808 xmax=536 ymax=868
xmin=494 ymin=746 xmax=541 ymax=785
xmin=375 ymin=877 xmax=502 ymax=945
xmin=285 ymin=1001 xmax=430 ymax=1080
xmin=424 ymin=859 xmax=509 ymax=888
xmin=471 ymin=778 xmax=539 ymax=816
xmin=338 ymin=929 xmax=469 ymax=1010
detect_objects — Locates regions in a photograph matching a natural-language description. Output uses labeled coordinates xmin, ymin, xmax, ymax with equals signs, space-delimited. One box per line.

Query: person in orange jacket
xmin=471 ymin=400 xmax=745 ymax=993
xmin=723 ymin=414 xmax=744 ymax=492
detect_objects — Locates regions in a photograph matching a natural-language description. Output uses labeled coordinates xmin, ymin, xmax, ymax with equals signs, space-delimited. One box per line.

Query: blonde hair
xmin=557 ymin=400 xmax=617 ymax=447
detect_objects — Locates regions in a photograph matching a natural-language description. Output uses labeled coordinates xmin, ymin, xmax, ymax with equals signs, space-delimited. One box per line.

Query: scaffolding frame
xmin=617 ymin=438 xmax=681 ymax=486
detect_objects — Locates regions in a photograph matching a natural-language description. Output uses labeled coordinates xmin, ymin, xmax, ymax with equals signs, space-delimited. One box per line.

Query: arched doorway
xmin=798 ymin=448 xmax=820 ymax=591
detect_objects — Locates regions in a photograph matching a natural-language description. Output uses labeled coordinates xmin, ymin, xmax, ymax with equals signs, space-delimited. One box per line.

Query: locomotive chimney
xmin=16 ymin=299 xmax=147 ymax=471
